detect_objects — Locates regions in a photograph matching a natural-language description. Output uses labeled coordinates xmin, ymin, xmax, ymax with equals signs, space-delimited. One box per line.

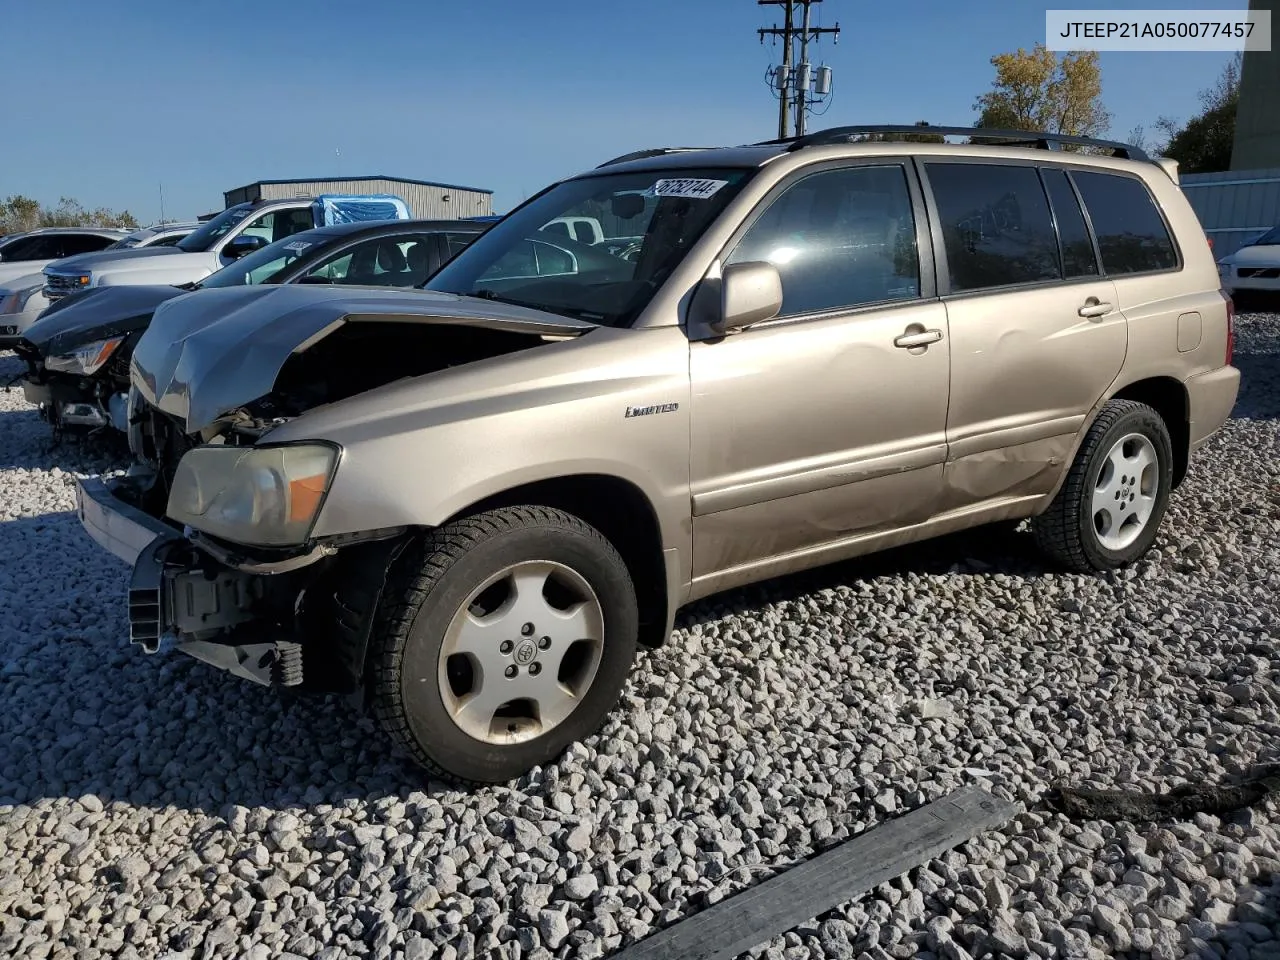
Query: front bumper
xmin=1224 ymin=271 xmax=1280 ymax=295
xmin=76 ymin=475 xmax=176 ymax=566
xmin=22 ymin=372 xmax=127 ymax=430
xmin=76 ymin=477 xmax=303 ymax=686
xmin=75 ymin=477 xmax=403 ymax=692
xmin=0 ymin=307 xmax=43 ymax=348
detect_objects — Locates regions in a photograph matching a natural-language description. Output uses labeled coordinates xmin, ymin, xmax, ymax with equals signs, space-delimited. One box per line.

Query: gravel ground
xmin=0 ymin=315 xmax=1278 ymax=960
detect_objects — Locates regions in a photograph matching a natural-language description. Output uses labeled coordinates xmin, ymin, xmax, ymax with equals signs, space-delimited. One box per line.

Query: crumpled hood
xmin=132 ymin=284 xmax=595 ymax=432
xmin=1225 ymin=244 xmax=1280 ymax=267
xmin=20 ymin=285 xmax=188 ymax=357
xmin=48 ymin=245 xmax=186 ymax=273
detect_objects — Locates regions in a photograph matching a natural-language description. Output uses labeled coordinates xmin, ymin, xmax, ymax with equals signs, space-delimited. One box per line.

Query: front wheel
xmin=1032 ymin=399 xmax=1173 ymax=572
xmin=369 ymin=506 xmax=638 ymax=785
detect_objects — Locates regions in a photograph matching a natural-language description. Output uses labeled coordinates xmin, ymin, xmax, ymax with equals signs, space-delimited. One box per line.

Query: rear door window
xmin=1069 ymin=171 xmax=1178 ymax=275
xmin=1040 ymin=167 xmax=1099 ymax=279
xmin=925 ymin=162 xmax=1060 ymax=292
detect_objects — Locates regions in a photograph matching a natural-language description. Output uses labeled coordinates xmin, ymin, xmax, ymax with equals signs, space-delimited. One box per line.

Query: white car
xmin=0 ymin=271 xmax=47 ymax=348
xmin=42 ymin=194 xmax=411 ymax=302
xmin=104 ymin=222 xmax=198 ymax=251
xmin=1218 ymin=225 xmax=1280 ymax=299
xmin=0 ymin=228 xmax=130 ymax=345
xmin=0 ymin=228 xmax=127 ymax=284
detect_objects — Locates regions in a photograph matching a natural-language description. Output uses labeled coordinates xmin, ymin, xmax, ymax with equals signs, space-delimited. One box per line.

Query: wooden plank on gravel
xmin=610 ymin=784 xmax=1020 ymax=960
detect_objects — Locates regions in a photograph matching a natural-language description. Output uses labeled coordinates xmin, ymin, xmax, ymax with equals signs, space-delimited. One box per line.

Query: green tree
xmin=974 ymin=43 xmax=1111 ymax=138
xmin=0 ymin=194 xmax=140 ymax=234
xmin=1155 ymin=54 xmax=1241 ymax=174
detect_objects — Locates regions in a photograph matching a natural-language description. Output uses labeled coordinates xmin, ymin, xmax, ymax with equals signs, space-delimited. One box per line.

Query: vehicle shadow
xmin=0 ymin=510 xmax=426 ymax=814
xmin=1232 ymin=347 xmax=1280 ymax=421
xmin=0 ymin=507 xmax=1046 ymax=815
xmin=0 ymin=339 xmax=1273 ymax=814
xmin=1198 ymin=870 xmax=1280 ymax=956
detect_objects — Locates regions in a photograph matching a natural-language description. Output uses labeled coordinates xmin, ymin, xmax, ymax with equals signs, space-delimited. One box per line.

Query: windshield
xmin=108 ymin=233 xmax=149 ymax=250
xmin=1252 ymin=226 xmax=1280 ymax=246
xmin=176 ymin=204 xmax=257 ymax=252
xmin=199 ymin=229 xmax=331 ymax=288
xmin=426 ymin=167 xmax=754 ymax=326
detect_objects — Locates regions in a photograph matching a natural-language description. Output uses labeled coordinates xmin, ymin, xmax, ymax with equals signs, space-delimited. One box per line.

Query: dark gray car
xmin=17 ymin=219 xmax=488 ymax=433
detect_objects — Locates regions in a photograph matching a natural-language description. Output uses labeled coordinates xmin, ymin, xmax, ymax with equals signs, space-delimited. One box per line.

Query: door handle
xmin=894 ymin=328 xmax=944 ymax=349
xmin=1078 ymin=298 xmax=1113 ymax=319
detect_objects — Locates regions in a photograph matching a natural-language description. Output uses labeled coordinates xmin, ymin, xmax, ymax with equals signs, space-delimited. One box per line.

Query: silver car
xmin=75 ymin=126 xmax=1239 ymax=785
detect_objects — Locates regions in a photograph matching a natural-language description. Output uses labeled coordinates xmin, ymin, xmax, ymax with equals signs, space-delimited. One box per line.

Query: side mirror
xmin=222 ymin=234 xmax=268 ymax=260
xmin=717 ymin=260 xmax=783 ymax=334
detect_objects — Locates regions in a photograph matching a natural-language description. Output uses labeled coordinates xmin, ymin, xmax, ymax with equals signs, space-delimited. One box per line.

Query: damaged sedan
xmin=15 ymin=218 xmax=486 ymax=433
xmin=77 ymin=129 xmax=1238 ymax=784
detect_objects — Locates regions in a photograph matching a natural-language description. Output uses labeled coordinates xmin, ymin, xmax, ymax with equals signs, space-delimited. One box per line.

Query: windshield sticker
xmin=282 ymin=240 xmax=313 ymax=255
xmin=644 ymin=178 xmax=729 ymax=200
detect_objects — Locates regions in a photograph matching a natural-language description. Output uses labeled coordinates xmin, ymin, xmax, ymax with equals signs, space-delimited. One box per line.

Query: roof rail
xmin=595 ymin=147 xmax=713 ymax=168
xmin=756 ymin=125 xmax=1150 ymax=162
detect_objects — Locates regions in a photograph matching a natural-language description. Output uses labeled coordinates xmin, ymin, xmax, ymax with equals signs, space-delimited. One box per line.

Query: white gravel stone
xmin=1 ymin=316 xmax=1279 ymax=959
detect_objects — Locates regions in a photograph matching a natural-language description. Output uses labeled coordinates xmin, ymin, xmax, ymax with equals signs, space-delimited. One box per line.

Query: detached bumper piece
xmin=77 ymin=477 xmax=309 ymax=688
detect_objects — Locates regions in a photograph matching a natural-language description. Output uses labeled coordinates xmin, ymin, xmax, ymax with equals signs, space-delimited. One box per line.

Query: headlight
xmin=0 ymin=286 xmax=40 ymax=315
xmin=44 ymin=336 xmax=124 ymax=375
xmin=166 ymin=443 xmax=339 ymax=547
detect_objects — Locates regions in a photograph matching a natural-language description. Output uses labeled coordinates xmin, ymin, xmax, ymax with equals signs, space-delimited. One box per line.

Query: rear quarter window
xmin=1070 ymin=171 xmax=1179 ymax=275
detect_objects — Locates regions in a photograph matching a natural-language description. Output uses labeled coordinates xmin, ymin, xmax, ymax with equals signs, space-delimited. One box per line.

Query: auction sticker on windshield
xmin=645 ymin=178 xmax=729 ymax=200
xmin=283 ymin=240 xmax=313 ymax=255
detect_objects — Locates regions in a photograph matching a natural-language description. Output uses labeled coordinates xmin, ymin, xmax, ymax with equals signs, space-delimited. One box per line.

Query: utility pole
xmin=796 ymin=1 xmax=813 ymax=136
xmin=759 ymin=0 xmax=840 ymax=139
xmin=758 ymin=0 xmax=794 ymax=139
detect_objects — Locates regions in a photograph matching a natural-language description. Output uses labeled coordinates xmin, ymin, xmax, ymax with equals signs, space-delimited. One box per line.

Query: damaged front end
xmin=16 ymin=336 xmax=133 ymax=433
xmin=15 ymin=285 xmax=184 ymax=434
xmin=83 ymin=283 xmax=593 ymax=694
xmin=81 ymin=471 xmax=411 ymax=693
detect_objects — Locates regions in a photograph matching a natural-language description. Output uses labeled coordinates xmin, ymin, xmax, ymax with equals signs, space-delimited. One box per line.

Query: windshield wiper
xmin=472 ymin=289 xmax=605 ymax=324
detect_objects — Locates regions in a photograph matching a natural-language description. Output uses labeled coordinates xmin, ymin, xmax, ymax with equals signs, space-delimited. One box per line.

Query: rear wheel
xmin=1032 ymin=399 xmax=1173 ymax=572
xmin=369 ymin=506 xmax=638 ymax=785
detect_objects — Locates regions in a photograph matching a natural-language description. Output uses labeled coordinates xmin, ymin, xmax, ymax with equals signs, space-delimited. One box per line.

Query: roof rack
xmin=595 ymin=147 xmax=713 ymax=168
xmin=755 ymin=125 xmax=1150 ymax=162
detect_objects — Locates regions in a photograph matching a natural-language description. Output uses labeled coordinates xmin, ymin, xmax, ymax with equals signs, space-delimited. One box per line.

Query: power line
xmin=758 ymin=0 xmax=840 ymax=139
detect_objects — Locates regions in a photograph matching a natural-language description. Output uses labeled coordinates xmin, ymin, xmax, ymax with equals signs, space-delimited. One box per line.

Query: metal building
xmin=1231 ymin=0 xmax=1279 ymax=171
xmin=1182 ymin=168 xmax=1280 ymax=258
xmin=222 ymin=175 xmax=493 ymax=219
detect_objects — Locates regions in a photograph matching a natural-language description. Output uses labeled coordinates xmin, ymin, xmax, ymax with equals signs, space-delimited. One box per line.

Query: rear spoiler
xmin=1154 ymin=157 xmax=1180 ymax=185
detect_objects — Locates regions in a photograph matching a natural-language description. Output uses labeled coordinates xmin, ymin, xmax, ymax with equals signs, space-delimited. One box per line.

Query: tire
xmin=1032 ymin=399 xmax=1173 ymax=573
xmin=369 ymin=506 xmax=638 ymax=786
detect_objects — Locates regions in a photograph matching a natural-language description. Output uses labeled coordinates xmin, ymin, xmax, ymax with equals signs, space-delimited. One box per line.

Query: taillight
xmin=1222 ymin=289 xmax=1234 ymax=365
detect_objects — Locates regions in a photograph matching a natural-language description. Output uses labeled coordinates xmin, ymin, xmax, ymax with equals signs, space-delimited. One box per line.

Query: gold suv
xmin=76 ymin=125 xmax=1240 ymax=784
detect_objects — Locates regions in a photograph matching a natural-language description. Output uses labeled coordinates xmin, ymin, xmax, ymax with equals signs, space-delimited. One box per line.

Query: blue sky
xmin=0 ymin=0 xmax=1241 ymax=221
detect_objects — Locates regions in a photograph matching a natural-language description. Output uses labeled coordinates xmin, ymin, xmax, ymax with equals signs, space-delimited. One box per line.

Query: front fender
xmin=280 ymin=326 xmax=694 ymax=554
